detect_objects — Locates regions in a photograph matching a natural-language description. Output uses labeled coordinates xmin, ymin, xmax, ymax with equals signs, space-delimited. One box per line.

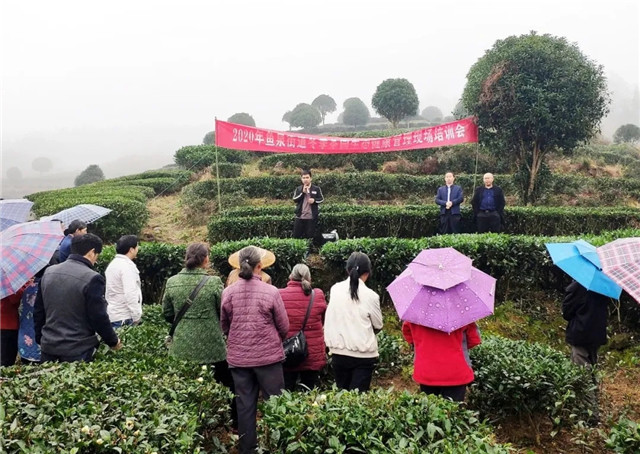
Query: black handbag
xmin=164 ymin=276 xmax=209 ymax=348
xmin=282 ymin=289 xmax=315 ymax=367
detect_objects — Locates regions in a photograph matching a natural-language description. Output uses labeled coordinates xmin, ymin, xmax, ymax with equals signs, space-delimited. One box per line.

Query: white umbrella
xmin=40 ymin=204 xmax=112 ymax=226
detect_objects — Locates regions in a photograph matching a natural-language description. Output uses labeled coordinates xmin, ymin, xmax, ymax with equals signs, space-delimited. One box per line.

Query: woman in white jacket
xmin=324 ymin=252 xmax=383 ymax=392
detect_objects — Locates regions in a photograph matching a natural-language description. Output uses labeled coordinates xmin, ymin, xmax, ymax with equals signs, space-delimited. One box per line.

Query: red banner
xmin=215 ymin=117 xmax=478 ymax=154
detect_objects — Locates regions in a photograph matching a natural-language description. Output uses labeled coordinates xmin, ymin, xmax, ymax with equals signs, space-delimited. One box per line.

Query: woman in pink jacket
xmin=279 ymin=264 xmax=327 ymax=391
xmin=220 ymin=246 xmax=289 ymax=454
xmin=402 ymin=321 xmax=481 ymax=402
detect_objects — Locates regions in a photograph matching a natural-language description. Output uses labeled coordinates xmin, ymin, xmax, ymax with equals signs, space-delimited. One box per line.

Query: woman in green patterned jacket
xmin=162 ymin=242 xmax=237 ymax=429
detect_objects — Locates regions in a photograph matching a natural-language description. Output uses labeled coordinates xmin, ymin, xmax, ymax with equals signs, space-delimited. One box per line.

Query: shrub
xmin=207 ymin=205 xmax=640 ymax=242
xmin=173 ymin=145 xmax=251 ymax=171
xmin=258 ymin=388 xmax=510 ymax=453
xmin=468 ymin=336 xmax=594 ymax=429
xmin=0 ymin=306 xmax=234 ymax=453
xmin=210 ymin=162 xmax=242 ymax=179
xmin=605 ymin=417 xmax=640 ymax=453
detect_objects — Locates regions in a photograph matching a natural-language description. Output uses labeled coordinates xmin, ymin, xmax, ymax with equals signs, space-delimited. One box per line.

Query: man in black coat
xmin=292 ymin=169 xmax=324 ymax=243
xmin=471 ymin=173 xmax=506 ymax=233
xmin=562 ymin=280 xmax=609 ymax=366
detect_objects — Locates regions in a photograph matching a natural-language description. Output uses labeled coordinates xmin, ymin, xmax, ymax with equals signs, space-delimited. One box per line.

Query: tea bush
xmin=468 ymin=336 xmax=593 ymax=427
xmin=207 ymin=205 xmax=640 ymax=242
xmin=258 ymin=388 xmax=510 ymax=453
xmin=210 ymin=162 xmax=242 ymax=178
xmin=0 ymin=306 xmax=234 ymax=453
xmin=173 ymin=145 xmax=251 ymax=171
xmin=605 ymin=417 xmax=640 ymax=453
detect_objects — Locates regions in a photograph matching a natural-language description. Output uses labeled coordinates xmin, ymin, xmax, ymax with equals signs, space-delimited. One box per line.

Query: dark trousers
xmin=231 ymin=363 xmax=284 ymax=454
xmin=476 ymin=211 xmax=501 ymax=233
xmin=439 ymin=212 xmax=461 ymax=234
xmin=283 ymin=370 xmax=320 ymax=392
xmin=420 ymin=384 xmax=467 ymax=402
xmin=293 ymin=218 xmax=316 ymax=240
xmin=41 ymin=346 xmax=96 ymax=363
xmin=0 ymin=329 xmax=19 ymax=367
xmin=331 ymin=354 xmax=377 ymax=392
xmin=212 ymin=360 xmax=238 ymax=430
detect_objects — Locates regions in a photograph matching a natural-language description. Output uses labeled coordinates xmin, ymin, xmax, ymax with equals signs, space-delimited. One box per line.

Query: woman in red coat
xmin=279 ymin=264 xmax=327 ymax=391
xmin=402 ymin=321 xmax=481 ymax=402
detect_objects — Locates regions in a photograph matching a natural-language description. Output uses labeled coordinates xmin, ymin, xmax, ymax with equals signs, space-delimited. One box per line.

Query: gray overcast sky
xmin=1 ymin=0 xmax=638 ymax=187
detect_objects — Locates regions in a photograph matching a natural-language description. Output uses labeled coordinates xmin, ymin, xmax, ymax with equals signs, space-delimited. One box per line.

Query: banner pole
xmin=473 ymin=142 xmax=479 ymax=191
xmin=214 ymin=118 xmax=222 ymax=214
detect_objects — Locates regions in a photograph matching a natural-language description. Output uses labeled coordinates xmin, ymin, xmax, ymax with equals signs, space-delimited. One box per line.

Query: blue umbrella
xmin=545 ymin=239 xmax=622 ymax=299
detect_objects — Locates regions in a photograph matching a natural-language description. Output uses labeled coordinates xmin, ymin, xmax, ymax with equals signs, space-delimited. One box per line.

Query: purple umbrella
xmin=0 ymin=221 xmax=64 ymax=299
xmin=387 ymin=266 xmax=496 ymax=333
xmin=407 ymin=247 xmax=473 ymax=290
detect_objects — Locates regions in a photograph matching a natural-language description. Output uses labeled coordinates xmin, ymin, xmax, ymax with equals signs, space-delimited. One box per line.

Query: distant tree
xmin=613 ymin=124 xmax=640 ymax=144
xmin=31 ymin=157 xmax=53 ymax=174
xmin=372 ymin=78 xmax=419 ymax=128
xmin=282 ymin=111 xmax=293 ymax=130
xmin=462 ymin=32 xmax=610 ymax=204
xmin=203 ymin=131 xmax=215 ymax=145
xmin=337 ymin=112 xmax=344 ymax=124
xmin=5 ymin=166 xmax=23 ymax=182
xmin=227 ymin=112 xmax=256 ymax=127
xmin=342 ymin=97 xmax=370 ymax=127
xmin=74 ymin=164 xmax=105 ymax=186
xmin=311 ymin=94 xmax=337 ymax=125
xmin=452 ymin=100 xmax=469 ymax=119
xmin=289 ymin=103 xmax=322 ymax=129
xmin=421 ymin=106 xmax=443 ymax=122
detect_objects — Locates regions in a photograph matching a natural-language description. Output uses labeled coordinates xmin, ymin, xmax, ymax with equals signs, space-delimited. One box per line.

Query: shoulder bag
xmin=164 ymin=276 xmax=209 ymax=348
xmin=282 ymin=289 xmax=315 ymax=367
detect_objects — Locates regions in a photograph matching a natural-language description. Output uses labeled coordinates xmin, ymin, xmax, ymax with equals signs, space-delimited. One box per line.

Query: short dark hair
xmin=116 ymin=235 xmax=138 ymax=255
xmin=65 ymin=219 xmax=87 ymax=236
xmin=71 ymin=233 xmax=103 ymax=256
xmin=301 ymin=169 xmax=312 ymax=177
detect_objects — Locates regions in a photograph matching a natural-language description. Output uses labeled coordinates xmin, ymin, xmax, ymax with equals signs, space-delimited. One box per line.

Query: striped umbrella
xmin=40 ymin=204 xmax=112 ymax=226
xmin=0 ymin=199 xmax=34 ymax=231
xmin=597 ymin=237 xmax=640 ymax=305
xmin=0 ymin=221 xmax=64 ymax=299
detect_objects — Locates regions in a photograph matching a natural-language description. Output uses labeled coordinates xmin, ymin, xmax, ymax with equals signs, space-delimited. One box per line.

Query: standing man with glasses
xmin=435 ymin=172 xmax=464 ymax=234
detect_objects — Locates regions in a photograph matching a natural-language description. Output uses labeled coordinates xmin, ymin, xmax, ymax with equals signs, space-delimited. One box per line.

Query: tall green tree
xmin=613 ymin=124 xmax=640 ymax=144
xmin=342 ymin=97 xmax=370 ymax=127
xmin=227 ymin=112 xmax=256 ymax=127
xmin=462 ymin=32 xmax=610 ymax=204
xmin=372 ymin=78 xmax=419 ymax=128
xmin=289 ymin=103 xmax=322 ymax=129
xmin=421 ymin=106 xmax=443 ymax=122
xmin=452 ymin=100 xmax=469 ymax=120
xmin=311 ymin=94 xmax=337 ymax=125
xmin=74 ymin=164 xmax=105 ymax=186
xmin=203 ymin=131 xmax=215 ymax=145
xmin=282 ymin=111 xmax=293 ymax=131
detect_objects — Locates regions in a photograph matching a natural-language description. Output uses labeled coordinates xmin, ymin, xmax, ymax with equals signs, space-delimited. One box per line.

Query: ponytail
xmin=345 ymin=252 xmax=372 ymax=302
xmin=289 ymin=263 xmax=313 ymax=296
xmin=238 ymin=246 xmax=262 ymax=280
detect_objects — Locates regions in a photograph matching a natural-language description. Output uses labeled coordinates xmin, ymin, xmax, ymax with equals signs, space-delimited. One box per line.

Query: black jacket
xmin=471 ymin=185 xmax=506 ymax=223
xmin=35 ymin=254 xmax=119 ymax=355
xmin=293 ymin=184 xmax=324 ymax=219
xmin=562 ymin=280 xmax=608 ymax=347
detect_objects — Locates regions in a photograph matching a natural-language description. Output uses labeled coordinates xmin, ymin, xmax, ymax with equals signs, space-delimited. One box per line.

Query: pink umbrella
xmin=0 ymin=221 xmax=64 ymax=299
xmin=407 ymin=247 xmax=473 ymax=290
xmin=597 ymin=237 xmax=640 ymax=304
xmin=387 ymin=266 xmax=496 ymax=333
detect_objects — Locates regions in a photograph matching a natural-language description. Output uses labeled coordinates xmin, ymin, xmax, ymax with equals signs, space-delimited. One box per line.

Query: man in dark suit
xmin=435 ymin=172 xmax=464 ymax=234
xmin=471 ymin=173 xmax=506 ymax=233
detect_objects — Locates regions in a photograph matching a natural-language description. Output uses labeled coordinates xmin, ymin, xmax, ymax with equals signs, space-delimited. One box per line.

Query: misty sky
xmin=1 ymin=0 xmax=638 ymax=189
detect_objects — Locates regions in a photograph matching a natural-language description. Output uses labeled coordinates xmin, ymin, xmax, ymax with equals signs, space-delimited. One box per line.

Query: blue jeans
xmin=41 ymin=347 xmax=96 ymax=363
xmin=111 ymin=319 xmax=134 ymax=328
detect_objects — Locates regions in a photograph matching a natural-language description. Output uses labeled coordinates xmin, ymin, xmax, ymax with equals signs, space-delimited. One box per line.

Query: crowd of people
xmin=0 ymin=170 xmax=607 ymax=453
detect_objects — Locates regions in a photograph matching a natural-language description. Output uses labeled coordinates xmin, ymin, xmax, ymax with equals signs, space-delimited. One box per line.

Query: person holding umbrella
xmin=402 ymin=321 xmax=482 ymax=402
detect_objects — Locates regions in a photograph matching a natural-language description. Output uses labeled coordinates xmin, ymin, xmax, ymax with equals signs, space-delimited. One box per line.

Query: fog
xmin=1 ymin=0 xmax=638 ymax=197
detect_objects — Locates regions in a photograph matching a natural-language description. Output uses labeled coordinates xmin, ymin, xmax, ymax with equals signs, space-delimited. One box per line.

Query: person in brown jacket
xmin=220 ymin=246 xmax=289 ymax=454
xmin=279 ymin=264 xmax=327 ymax=391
